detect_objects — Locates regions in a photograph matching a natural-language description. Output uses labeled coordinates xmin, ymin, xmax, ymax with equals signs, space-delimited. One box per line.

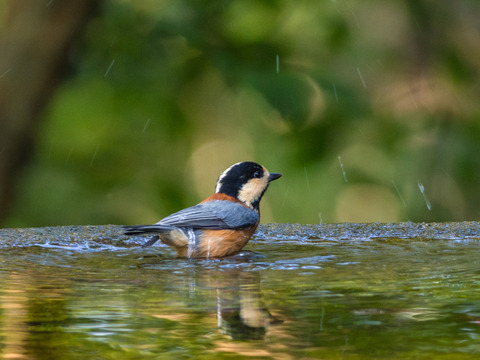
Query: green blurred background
xmin=2 ymin=0 xmax=480 ymax=227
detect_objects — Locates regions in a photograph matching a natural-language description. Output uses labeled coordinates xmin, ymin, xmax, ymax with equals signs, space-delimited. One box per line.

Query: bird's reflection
xmin=214 ymin=269 xmax=282 ymax=340
xmin=139 ymin=251 xmax=282 ymax=340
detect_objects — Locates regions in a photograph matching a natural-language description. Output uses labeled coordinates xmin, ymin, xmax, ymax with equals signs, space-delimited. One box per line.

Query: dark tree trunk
xmin=0 ymin=0 xmax=97 ymax=223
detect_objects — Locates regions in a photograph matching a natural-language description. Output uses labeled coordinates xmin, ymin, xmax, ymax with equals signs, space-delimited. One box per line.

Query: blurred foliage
xmin=3 ymin=0 xmax=480 ymax=227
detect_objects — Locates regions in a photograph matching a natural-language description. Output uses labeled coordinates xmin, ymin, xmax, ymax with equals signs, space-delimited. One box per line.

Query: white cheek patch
xmin=237 ymin=173 xmax=269 ymax=207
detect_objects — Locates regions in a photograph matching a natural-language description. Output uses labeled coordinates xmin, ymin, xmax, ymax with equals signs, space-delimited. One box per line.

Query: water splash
xmin=206 ymin=238 xmax=211 ymax=260
xmin=418 ymin=181 xmax=432 ymax=211
xmin=338 ymin=156 xmax=348 ymax=182
xmin=276 ymin=54 xmax=280 ymax=73
xmin=187 ymin=228 xmax=196 ymax=258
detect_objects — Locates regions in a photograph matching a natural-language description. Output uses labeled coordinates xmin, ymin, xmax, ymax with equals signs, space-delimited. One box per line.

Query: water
xmin=104 ymin=59 xmax=115 ymax=77
xmin=1 ymin=223 xmax=480 ymax=359
xmin=357 ymin=67 xmax=367 ymax=89
xmin=338 ymin=156 xmax=348 ymax=182
xmin=186 ymin=228 xmax=196 ymax=258
xmin=418 ymin=181 xmax=432 ymax=211
xmin=0 ymin=68 xmax=11 ymax=79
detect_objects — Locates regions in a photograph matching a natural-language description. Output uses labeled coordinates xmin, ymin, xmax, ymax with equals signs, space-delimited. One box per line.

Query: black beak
xmin=268 ymin=173 xmax=282 ymax=182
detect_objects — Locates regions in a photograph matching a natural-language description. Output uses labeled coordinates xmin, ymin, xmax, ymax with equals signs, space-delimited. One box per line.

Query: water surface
xmin=1 ymin=223 xmax=480 ymax=359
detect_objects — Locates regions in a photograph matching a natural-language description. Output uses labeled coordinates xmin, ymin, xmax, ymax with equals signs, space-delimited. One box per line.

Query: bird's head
xmin=215 ymin=161 xmax=281 ymax=210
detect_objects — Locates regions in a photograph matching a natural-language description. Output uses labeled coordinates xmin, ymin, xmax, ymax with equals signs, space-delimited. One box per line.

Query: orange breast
xmin=186 ymin=225 xmax=258 ymax=258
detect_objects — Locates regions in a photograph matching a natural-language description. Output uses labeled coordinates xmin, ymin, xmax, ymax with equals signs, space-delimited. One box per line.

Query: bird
xmin=123 ymin=161 xmax=281 ymax=258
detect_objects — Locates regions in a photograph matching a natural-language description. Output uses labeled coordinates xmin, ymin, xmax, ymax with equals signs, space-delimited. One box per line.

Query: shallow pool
xmin=1 ymin=223 xmax=480 ymax=359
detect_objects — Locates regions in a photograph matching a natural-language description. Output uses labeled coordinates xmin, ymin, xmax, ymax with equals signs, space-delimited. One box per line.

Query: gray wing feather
xmin=157 ymin=200 xmax=258 ymax=229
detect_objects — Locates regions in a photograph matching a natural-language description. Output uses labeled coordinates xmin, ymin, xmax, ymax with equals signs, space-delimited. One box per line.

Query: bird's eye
xmin=253 ymin=170 xmax=262 ymax=178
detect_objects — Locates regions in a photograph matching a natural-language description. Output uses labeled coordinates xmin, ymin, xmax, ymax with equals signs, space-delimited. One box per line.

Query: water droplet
xmin=333 ymin=83 xmax=339 ymax=102
xmin=357 ymin=67 xmax=367 ymax=88
xmin=392 ymin=180 xmax=407 ymax=207
xmin=206 ymin=238 xmax=211 ymax=260
xmin=417 ymin=181 xmax=432 ymax=211
xmin=0 ymin=68 xmax=12 ymax=78
xmin=304 ymin=166 xmax=311 ymax=193
xmin=338 ymin=156 xmax=348 ymax=182
xmin=65 ymin=145 xmax=74 ymax=165
xmin=109 ymin=36 xmax=117 ymax=53
xmin=90 ymin=144 xmax=100 ymax=166
xmin=142 ymin=118 xmax=151 ymax=133
xmin=104 ymin=59 xmax=115 ymax=78
xmin=408 ymin=86 xmax=418 ymax=109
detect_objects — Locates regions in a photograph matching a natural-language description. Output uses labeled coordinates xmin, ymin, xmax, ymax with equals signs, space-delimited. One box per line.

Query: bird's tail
xmin=123 ymin=225 xmax=175 ymax=235
xmin=123 ymin=225 xmax=178 ymax=248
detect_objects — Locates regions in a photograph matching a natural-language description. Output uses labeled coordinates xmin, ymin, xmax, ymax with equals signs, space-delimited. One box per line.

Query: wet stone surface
xmin=2 ymin=222 xmax=480 ymax=248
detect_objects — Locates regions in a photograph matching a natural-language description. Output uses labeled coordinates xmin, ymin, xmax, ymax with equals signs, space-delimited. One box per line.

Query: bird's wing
xmin=157 ymin=200 xmax=259 ymax=229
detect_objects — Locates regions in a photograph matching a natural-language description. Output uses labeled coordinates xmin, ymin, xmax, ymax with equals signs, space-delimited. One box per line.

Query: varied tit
xmin=123 ymin=161 xmax=281 ymax=258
